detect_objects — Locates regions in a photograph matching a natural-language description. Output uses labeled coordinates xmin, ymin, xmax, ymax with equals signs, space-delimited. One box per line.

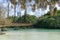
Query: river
xmin=0 ymin=28 xmax=60 ymax=40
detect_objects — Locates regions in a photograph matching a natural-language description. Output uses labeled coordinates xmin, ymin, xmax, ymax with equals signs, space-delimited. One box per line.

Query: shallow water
xmin=0 ymin=29 xmax=60 ymax=40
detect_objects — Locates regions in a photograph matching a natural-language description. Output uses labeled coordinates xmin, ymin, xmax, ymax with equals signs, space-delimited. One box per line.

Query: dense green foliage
xmin=8 ymin=14 xmax=37 ymax=24
xmin=7 ymin=10 xmax=60 ymax=29
xmin=34 ymin=10 xmax=60 ymax=29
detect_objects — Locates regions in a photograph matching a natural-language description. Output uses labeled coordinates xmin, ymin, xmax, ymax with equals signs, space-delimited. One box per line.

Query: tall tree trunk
xmin=24 ymin=9 xmax=27 ymax=23
xmin=54 ymin=7 xmax=57 ymax=16
xmin=14 ymin=5 xmax=16 ymax=17
xmin=49 ymin=3 xmax=54 ymax=16
xmin=19 ymin=8 xmax=21 ymax=23
xmin=50 ymin=10 xmax=54 ymax=16
xmin=7 ymin=0 xmax=9 ymax=18
xmin=13 ymin=5 xmax=16 ymax=22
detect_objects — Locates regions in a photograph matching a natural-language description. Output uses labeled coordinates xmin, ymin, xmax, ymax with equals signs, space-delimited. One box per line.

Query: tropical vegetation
xmin=0 ymin=0 xmax=60 ymax=29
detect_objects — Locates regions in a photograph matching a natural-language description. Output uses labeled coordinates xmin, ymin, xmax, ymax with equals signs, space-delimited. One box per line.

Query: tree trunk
xmin=7 ymin=0 xmax=9 ymax=18
xmin=50 ymin=9 xmax=54 ymax=16
xmin=24 ymin=9 xmax=27 ymax=23
xmin=14 ymin=5 xmax=16 ymax=17
xmin=13 ymin=5 xmax=16 ymax=22
xmin=49 ymin=3 xmax=54 ymax=16
xmin=54 ymin=7 xmax=57 ymax=16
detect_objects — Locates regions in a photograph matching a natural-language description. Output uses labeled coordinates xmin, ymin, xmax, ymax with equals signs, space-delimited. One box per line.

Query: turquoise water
xmin=7 ymin=28 xmax=60 ymax=32
xmin=0 ymin=28 xmax=60 ymax=40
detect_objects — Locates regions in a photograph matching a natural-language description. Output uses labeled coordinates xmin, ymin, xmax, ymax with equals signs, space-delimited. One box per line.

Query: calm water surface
xmin=0 ymin=28 xmax=60 ymax=40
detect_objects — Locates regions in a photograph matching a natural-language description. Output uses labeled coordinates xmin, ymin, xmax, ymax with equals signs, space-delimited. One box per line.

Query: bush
xmin=34 ymin=16 xmax=60 ymax=29
xmin=21 ymin=15 xmax=37 ymax=23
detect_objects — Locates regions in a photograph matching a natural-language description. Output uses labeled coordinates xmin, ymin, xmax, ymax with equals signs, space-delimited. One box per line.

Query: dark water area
xmin=4 ymin=27 xmax=60 ymax=32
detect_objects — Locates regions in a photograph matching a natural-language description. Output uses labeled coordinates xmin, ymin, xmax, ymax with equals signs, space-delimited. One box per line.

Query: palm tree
xmin=35 ymin=0 xmax=59 ymax=16
xmin=18 ymin=0 xmax=27 ymax=23
xmin=48 ymin=0 xmax=59 ymax=16
xmin=18 ymin=0 xmax=33 ymax=23
xmin=10 ymin=0 xmax=17 ymax=17
xmin=10 ymin=0 xmax=17 ymax=22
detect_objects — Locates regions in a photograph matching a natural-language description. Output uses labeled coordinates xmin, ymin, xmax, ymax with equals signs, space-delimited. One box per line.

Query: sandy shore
xmin=0 ymin=31 xmax=60 ymax=40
